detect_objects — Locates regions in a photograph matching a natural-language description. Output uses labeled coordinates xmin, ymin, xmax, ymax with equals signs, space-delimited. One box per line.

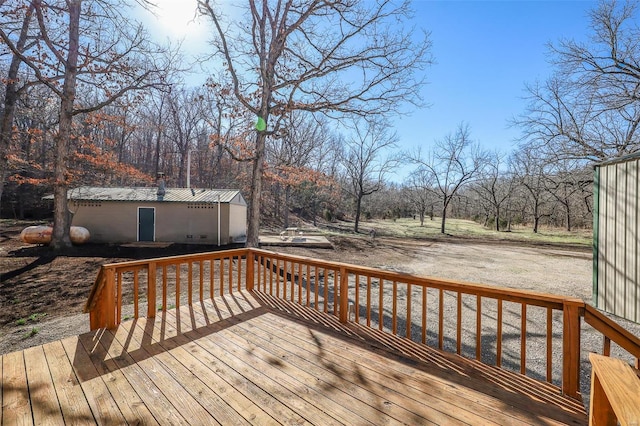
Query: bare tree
xmin=0 ymin=2 xmax=36 ymax=210
xmin=266 ymin=111 xmax=330 ymax=227
xmin=410 ymin=123 xmax=488 ymax=234
xmin=511 ymin=145 xmax=554 ymax=233
xmin=544 ymin=160 xmax=592 ymax=231
xmin=516 ymin=0 xmax=640 ymax=162
xmin=165 ymin=86 xmax=206 ymax=186
xmin=343 ymin=119 xmax=398 ymax=233
xmin=0 ymin=0 xmax=173 ymax=249
xmin=405 ymin=168 xmax=437 ymax=226
xmin=198 ymin=0 xmax=432 ymax=246
xmin=471 ymin=151 xmax=514 ymax=231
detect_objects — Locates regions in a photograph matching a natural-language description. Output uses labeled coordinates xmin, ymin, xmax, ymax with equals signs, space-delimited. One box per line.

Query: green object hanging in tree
xmin=255 ymin=116 xmax=266 ymax=131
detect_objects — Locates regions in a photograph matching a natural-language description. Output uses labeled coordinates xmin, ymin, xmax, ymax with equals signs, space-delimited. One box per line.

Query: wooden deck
xmin=1 ymin=291 xmax=587 ymax=425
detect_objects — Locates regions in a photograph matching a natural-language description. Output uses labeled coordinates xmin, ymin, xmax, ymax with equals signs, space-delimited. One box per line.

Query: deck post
xmin=339 ymin=266 xmax=349 ymax=323
xmin=147 ymin=262 xmax=157 ymax=318
xmin=104 ymin=267 xmax=117 ymax=329
xmin=562 ymin=299 xmax=583 ymax=398
xmin=89 ymin=267 xmax=117 ymax=330
xmin=246 ymin=250 xmax=254 ymax=292
xmin=90 ymin=267 xmax=117 ymax=330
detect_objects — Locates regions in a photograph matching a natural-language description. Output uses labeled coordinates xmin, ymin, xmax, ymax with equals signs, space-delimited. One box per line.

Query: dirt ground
xmin=0 ymin=221 xmax=600 ymax=355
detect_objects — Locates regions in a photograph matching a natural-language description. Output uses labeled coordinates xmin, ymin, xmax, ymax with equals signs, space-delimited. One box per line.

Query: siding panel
xmin=596 ymin=158 xmax=640 ymax=323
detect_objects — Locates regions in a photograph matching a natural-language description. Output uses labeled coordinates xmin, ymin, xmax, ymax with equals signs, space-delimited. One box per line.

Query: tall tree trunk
xmin=51 ymin=0 xmax=81 ymax=251
xmin=495 ymin=206 xmax=500 ymax=231
xmin=246 ymin=130 xmax=266 ymax=247
xmin=533 ymin=201 xmax=540 ymax=233
xmin=312 ymin=195 xmax=317 ymax=227
xmin=153 ymin=97 xmax=164 ymax=178
xmin=0 ymin=2 xmax=34 ymax=209
xmin=440 ymin=197 xmax=449 ymax=234
xmin=283 ymin=185 xmax=290 ymax=229
xmin=354 ymin=193 xmax=363 ymax=233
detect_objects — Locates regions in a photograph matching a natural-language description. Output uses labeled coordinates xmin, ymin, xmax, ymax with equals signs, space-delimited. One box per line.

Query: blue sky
xmin=398 ymin=1 xmax=594 ymax=155
xmin=141 ymin=0 xmax=596 ymax=176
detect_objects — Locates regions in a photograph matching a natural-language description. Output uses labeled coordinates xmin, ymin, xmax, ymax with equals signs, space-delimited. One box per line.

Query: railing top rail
xmin=250 ymin=248 xmax=578 ymax=309
xmin=100 ymin=248 xmax=250 ymax=270
xmin=584 ymin=304 xmax=640 ymax=360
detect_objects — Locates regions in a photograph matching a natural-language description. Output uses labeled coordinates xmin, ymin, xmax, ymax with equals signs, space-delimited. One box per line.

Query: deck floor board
xmin=1 ymin=291 xmax=588 ymax=425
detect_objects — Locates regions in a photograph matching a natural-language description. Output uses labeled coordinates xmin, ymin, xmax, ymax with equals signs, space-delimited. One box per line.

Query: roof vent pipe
xmin=157 ymin=173 xmax=166 ymax=197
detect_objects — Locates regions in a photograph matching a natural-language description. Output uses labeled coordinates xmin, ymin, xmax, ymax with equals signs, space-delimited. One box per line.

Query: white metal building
xmin=593 ymin=153 xmax=640 ymax=323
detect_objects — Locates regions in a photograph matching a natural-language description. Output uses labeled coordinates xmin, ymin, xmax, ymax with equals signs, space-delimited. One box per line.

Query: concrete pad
xmin=259 ymin=234 xmax=333 ymax=248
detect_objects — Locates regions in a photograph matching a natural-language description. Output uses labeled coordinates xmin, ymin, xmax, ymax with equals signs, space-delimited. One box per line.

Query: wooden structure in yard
xmin=3 ymin=248 xmax=640 ymax=425
xmin=594 ymin=153 xmax=640 ymax=323
xmin=60 ymin=186 xmax=247 ymax=245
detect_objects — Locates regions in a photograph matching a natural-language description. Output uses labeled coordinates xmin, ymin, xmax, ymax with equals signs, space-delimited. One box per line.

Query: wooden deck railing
xmin=85 ymin=247 xmax=640 ymax=401
xmin=85 ymin=248 xmax=252 ymax=330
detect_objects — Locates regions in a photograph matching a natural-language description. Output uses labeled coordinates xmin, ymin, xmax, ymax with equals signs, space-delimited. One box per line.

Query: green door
xmin=138 ymin=207 xmax=155 ymax=242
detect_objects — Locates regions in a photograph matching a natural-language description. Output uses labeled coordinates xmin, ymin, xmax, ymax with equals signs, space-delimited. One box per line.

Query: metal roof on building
xmin=593 ymin=150 xmax=640 ymax=168
xmin=63 ymin=187 xmax=245 ymax=204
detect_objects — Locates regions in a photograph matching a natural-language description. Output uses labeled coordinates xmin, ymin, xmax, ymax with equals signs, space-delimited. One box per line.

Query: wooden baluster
xmin=237 ymin=255 xmax=242 ymax=292
xmin=339 ymin=267 xmax=348 ymax=323
xmin=366 ymin=276 xmax=372 ymax=327
xmin=282 ymin=260 xmax=287 ymax=300
xmin=219 ymin=258 xmax=224 ymax=297
xmin=497 ymin=299 xmax=503 ymax=368
xmin=547 ymin=307 xmax=553 ymax=382
xmin=133 ymin=269 xmax=139 ymax=318
xmin=379 ymin=279 xmax=384 ymax=331
xmin=254 ymin=255 xmax=260 ymax=291
xmin=175 ymin=263 xmax=181 ymax=309
xmin=276 ymin=258 xmax=281 ymax=298
xmin=290 ymin=261 xmax=295 ymax=301
xmin=438 ymin=289 xmax=444 ymax=350
xmin=354 ymin=274 xmax=360 ymax=324
xmin=476 ymin=296 xmax=482 ymax=361
xmin=297 ymin=262 xmax=303 ymax=304
xmin=117 ymin=271 xmax=123 ymax=325
xmin=147 ymin=262 xmax=156 ymax=318
xmin=314 ymin=265 xmax=319 ymax=309
xmin=603 ymin=336 xmax=611 ymax=356
xmin=263 ymin=256 xmax=268 ymax=292
xmin=456 ymin=292 xmax=462 ymax=354
xmin=228 ymin=256 xmax=233 ymax=295
xmin=406 ymin=283 xmax=412 ymax=339
xmin=307 ymin=263 xmax=311 ymax=307
xmin=199 ymin=261 xmax=204 ymax=301
xmin=323 ymin=267 xmax=329 ymax=313
xmin=422 ymin=286 xmax=427 ymax=345
xmin=188 ymin=262 xmax=193 ymax=305
xmin=334 ymin=268 xmax=340 ymax=317
xmin=521 ymin=303 xmax=527 ymax=374
xmin=210 ymin=259 xmax=215 ymax=298
xmin=269 ymin=258 xmax=274 ymax=295
xmin=162 ymin=265 xmax=167 ymax=311
xmin=392 ymin=281 xmax=398 ymax=335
